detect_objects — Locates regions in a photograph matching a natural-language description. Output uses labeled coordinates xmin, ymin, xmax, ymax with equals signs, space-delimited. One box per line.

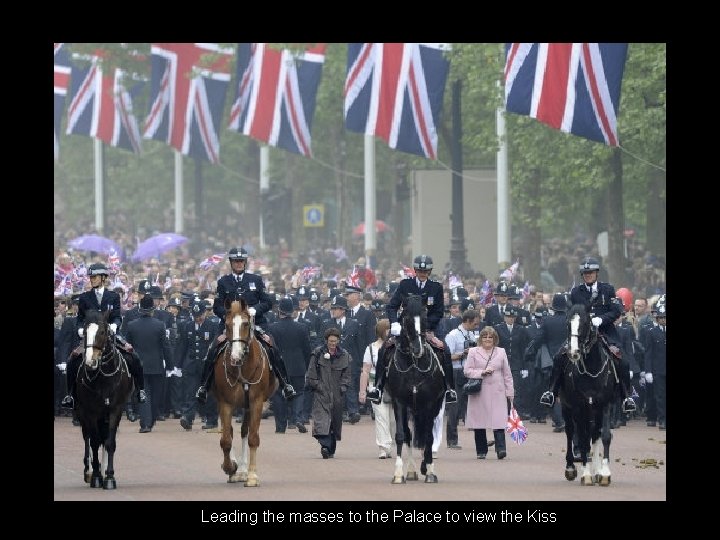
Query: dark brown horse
xmin=212 ymin=298 xmax=276 ymax=486
xmin=74 ymin=310 xmax=133 ymax=489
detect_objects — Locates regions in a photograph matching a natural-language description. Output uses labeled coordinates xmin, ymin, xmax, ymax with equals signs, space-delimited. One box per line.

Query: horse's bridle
xmin=222 ymin=312 xmax=265 ymax=388
xmin=568 ymin=322 xmax=612 ymax=379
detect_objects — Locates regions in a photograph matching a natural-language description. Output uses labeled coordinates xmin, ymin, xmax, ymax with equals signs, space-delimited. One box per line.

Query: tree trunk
xmin=522 ymin=169 xmax=542 ymax=286
xmin=646 ymin=168 xmax=666 ymax=257
xmin=606 ymin=148 xmax=627 ymax=285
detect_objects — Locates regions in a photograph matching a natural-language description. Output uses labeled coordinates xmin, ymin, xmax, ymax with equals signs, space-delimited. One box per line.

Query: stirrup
xmin=367 ymin=388 xmax=382 ymax=405
xmin=622 ymin=397 xmax=637 ymax=413
xmin=61 ymin=395 xmax=74 ymax=409
xmin=445 ymin=389 xmax=458 ymax=404
xmin=282 ymin=384 xmax=297 ymax=400
xmin=137 ymin=389 xmax=147 ymax=403
xmin=196 ymin=386 xmax=207 ymax=404
xmin=540 ymin=391 xmax=555 ymax=407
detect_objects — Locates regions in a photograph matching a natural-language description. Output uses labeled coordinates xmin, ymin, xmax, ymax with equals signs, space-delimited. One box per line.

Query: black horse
xmin=384 ymin=294 xmax=445 ymax=484
xmin=74 ymin=310 xmax=134 ymax=489
xmin=559 ymin=304 xmax=619 ymax=486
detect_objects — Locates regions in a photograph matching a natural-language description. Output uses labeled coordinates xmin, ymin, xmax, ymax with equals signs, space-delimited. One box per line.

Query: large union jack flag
xmin=229 ymin=43 xmax=326 ymax=157
xmin=65 ymin=54 xmax=143 ymax=153
xmin=143 ymin=43 xmax=232 ymax=163
xmin=54 ymin=43 xmax=71 ymax=160
xmin=344 ymin=43 xmax=450 ymax=160
xmin=504 ymin=43 xmax=628 ymax=146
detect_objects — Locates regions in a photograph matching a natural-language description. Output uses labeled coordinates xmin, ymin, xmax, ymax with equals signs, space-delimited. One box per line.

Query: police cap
xmin=579 ymin=256 xmax=601 ymax=274
xmin=330 ymin=296 xmax=348 ymax=309
xmin=228 ymin=247 xmax=249 ymax=261
xmin=413 ymin=254 xmax=433 ymax=271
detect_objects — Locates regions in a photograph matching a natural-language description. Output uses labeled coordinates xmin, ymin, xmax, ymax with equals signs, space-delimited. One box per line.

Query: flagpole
xmin=364 ymin=135 xmax=377 ymax=268
xmin=174 ymin=150 xmax=183 ymax=233
xmin=94 ymin=138 xmax=105 ymax=233
xmin=496 ymin=90 xmax=511 ymax=267
xmin=259 ymin=145 xmax=270 ymax=249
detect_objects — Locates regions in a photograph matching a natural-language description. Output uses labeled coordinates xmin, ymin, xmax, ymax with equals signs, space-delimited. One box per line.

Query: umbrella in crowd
xmin=68 ymin=234 xmax=124 ymax=259
xmin=352 ymin=220 xmax=391 ymax=236
xmin=132 ymin=233 xmax=188 ymax=262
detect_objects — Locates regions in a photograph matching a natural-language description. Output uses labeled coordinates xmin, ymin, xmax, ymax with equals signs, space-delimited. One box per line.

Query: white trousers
xmin=371 ymin=400 xmax=395 ymax=451
xmin=432 ymin=398 xmax=446 ymax=452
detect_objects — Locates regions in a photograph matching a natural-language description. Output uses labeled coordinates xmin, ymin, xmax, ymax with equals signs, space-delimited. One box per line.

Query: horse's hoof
xmin=84 ymin=472 xmax=92 ymax=484
xmin=222 ymin=460 xmax=239 ymax=476
xmin=406 ymin=471 xmax=419 ymax=481
xmin=391 ymin=476 xmax=406 ymax=484
xmin=237 ymin=471 xmax=248 ymax=482
xmin=565 ymin=467 xmax=577 ymax=481
xmin=90 ymin=475 xmax=104 ymax=488
xmin=598 ymin=475 xmax=611 ymax=486
xmin=244 ymin=478 xmax=259 ymax=487
xmin=103 ymin=477 xmax=117 ymax=490
xmin=425 ymin=473 xmax=438 ymax=483
xmin=580 ymin=474 xmax=594 ymax=486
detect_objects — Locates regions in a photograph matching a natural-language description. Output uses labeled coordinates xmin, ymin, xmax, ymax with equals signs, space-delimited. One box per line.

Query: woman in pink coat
xmin=463 ymin=326 xmax=514 ymax=459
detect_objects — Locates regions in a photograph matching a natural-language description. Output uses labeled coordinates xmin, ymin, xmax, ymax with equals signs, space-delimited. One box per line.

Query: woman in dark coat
xmin=306 ymin=328 xmax=352 ymax=458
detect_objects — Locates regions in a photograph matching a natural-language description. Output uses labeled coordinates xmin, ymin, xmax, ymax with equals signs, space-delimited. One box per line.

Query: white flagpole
xmin=364 ymin=135 xmax=377 ymax=267
xmin=94 ymin=138 xmax=104 ymax=233
xmin=260 ymin=145 xmax=270 ymax=249
xmin=496 ymin=95 xmax=511 ymax=266
xmin=174 ymin=150 xmax=183 ymax=233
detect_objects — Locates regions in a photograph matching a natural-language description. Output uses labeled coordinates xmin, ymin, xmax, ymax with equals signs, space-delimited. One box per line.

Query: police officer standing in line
xmin=163 ymin=297 xmax=184 ymax=419
xmin=367 ymin=255 xmax=457 ymax=405
xmin=55 ymin=294 xmax=80 ymax=415
xmin=484 ymin=282 xmax=512 ymax=326
xmin=507 ymin=286 xmax=533 ymax=327
xmin=120 ymin=279 xmax=152 ymax=336
xmin=196 ymin=247 xmax=296 ymax=404
xmin=539 ymin=257 xmax=636 ymax=413
xmin=61 ymin=263 xmax=146 ymax=409
xmin=644 ymin=303 xmax=666 ymax=430
xmin=345 ymin=285 xmax=377 ymax=416
xmin=178 ymin=299 xmax=218 ymax=430
xmin=125 ymin=295 xmax=174 ymax=433
xmin=493 ymin=304 xmax=531 ymax=417
xmin=268 ymin=297 xmax=312 ymax=432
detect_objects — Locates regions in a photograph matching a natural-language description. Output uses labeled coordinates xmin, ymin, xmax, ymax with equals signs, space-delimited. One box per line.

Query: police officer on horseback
xmin=195 ymin=247 xmax=297 ymax=404
xmin=61 ymin=262 xmax=146 ymax=409
xmin=366 ymin=254 xmax=457 ymax=405
xmin=539 ymin=256 xmax=636 ymax=413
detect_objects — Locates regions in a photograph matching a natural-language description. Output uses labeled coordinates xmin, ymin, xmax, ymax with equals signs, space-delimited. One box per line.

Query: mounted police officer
xmin=61 ymin=263 xmax=146 ymax=409
xmin=539 ymin=257 xmax=636 ymax=413
xmin=195 ymin=247 xmax=297 ymax=403
xmin=366 ymin=254 xmax=457 ymax=405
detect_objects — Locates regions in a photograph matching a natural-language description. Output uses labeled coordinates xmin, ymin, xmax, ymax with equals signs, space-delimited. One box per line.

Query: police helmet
xmin=228 ymin=247 xmax=249 ymax=261
xmin=190 ymin=300 xmax=205 ymax=316
xmin=138 ymin=279 xmax=152 ymax=294
xmin=534 ymin=306 xmax=548 ymax=318
xmin=147 ymin=286 xmax=164 ymax=299
xmin=330 ymin=296 xmax=348 ymax=309
xmin=551 ymin=293 xmax=568 ymax=312
xmin=309 ymin=289 xmax=320 ymax=304
xmin=503 ymin=304 xmax=518 ymax=317
xmin=508 ymin=286 xmax=522 ymax=300
xmin=655 ymin=304 xmax=666 ymax=318
xmin=449 ymin=293 xmax=462 ymax=306
xmin=297 ymin=286 xmax=309 ymax=299
xmin=579 ymin=256 xmax=600 ymax=274
xmin=454 ymin=287 xmax=469 ymax=299
xmin=460 ymin=298 xmax=475 ymax=312
xmin=139 ymin=296 xmax=155 ymax=312
xmin=495 ymin=282 xmax=511 ymax=296
xmin=413 ymin=254 xmax=433 ymax=271
xmin=88 ymin=263 xmax=110 ymax=276
xmin=167 ymin=297 xmax=182 ymax=308
xmin=371 ymin=299 xmax=385 ymax=311
xmin=278 ymin=298 xmax=294 ymax=315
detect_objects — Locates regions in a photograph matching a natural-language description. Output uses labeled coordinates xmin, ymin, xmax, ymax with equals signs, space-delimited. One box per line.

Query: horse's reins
xmin=79 ymin=335 xmax=129 ymax=402
xmin=570 ymin=326 xmax=614 ymax=381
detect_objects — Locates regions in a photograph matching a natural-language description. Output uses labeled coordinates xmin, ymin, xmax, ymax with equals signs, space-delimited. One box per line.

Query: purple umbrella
xmin=132 ymin=233 xmax=188 ymax=262
xmin=68 ymin=235 xmax=124 ymax=259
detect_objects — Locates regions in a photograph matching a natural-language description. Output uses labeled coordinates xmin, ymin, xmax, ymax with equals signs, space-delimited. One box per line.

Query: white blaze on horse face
xmin=85 ymin=323 xmax=99 ymax=367
xmin=231 ymin=314 xmax=243 ymax=361
xmin=414 ymin=316 xmax=421 ymax=334
xmin=569 ymin=313 xmax=581 ymax=361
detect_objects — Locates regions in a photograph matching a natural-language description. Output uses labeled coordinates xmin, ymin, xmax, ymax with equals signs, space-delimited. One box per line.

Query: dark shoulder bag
xmin=463 ymin=348 xmax=494 ymax=395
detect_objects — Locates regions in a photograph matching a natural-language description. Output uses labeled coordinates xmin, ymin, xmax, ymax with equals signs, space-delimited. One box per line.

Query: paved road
xmin=54 ymin=412 xmax=666 ymax=502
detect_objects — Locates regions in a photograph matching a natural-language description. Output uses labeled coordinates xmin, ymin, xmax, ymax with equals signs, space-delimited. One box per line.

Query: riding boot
xmin=61 ymin=354 xmax=82 ymax=409
xmin=617 ymin=358 xmax=636 ymax=413
xmin=440 ymin=348 xmax=457 ymax=404
xmin=126 ymin=351 xmax=147 ymax=403
xmin=196 ymin=335 xmax=224 ymax=404
xmin=366 ymin=342 xmax=390 ymax=404
xmin=540 ymin=354 xmax=565 ymax=407
xmin=262 ymin=340 xmax=297 ymax=400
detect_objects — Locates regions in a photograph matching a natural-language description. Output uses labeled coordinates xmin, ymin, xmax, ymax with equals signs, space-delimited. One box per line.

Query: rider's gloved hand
xmin=591 ymin=317 xmax=603 ymax=327
xmin=644 ymin=372 xmax=653 ymax=384
xmin=520 ymin=369 xmax=529 ymax=378
xmin=390 ymin=322 xmax=401 ymax=336
xmin=629 ymin=370 xmax=633 ymax=379
xmin=248 ymin=307 xmax=256 ymax=317
xmin=78 ymin=327 xmax=84 ymax=338
xmin=109 ymin=323 xmax=117 ymax=335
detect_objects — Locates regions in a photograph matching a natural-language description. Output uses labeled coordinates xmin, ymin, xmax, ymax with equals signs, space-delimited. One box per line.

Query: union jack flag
xmin=506 ymin=407 xmax=528 ymax=445
xmin=107 ymin=248 xmax=121 ymax=272
xmin=65 ymin=53 xmax=144 ymax=153
xmin=478 ymin=280 xmax=492 ymax=306
xmin=500 ymin=260 xmax=519 ymax=281
xmin=504 ymin=43 xmax=628 ymax=146
xmin=301 ymin=265 xmax=322 ymax=282
xmin=229 ymin=43 xmax=326 ymax=157
xmin=400 ymin=263 xmax=415 ymax=278
xmin=54 ymin=43 xmax=71 ymax=160
xmin=143 ymin=43 xmax=233 ymax=163
xmin=345 ymin=43 xmax=450 ymax=159
xmin=199 ymin=253 xmax=224 ymax=271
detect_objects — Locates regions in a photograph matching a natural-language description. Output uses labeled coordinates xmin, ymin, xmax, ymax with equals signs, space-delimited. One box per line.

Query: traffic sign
xmin=304 ymin=204 xmax=324 ymax=227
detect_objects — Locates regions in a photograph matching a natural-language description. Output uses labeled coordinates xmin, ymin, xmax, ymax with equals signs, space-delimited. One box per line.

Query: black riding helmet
xmin=88 ymin=262 xmax=109 ymax=276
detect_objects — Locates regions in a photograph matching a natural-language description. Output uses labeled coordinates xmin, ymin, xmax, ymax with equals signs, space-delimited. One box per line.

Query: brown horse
xmin=212 ymin=298 xmax=276 ymax=486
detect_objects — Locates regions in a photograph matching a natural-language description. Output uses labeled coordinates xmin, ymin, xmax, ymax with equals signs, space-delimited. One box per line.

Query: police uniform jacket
xmin=484 ymin=304 xmax=509 ymax=327
xmin=494 ymin=322 xmax=530 ymax=371
xmin=126 ymin=314 xmax=174 ymax=375
xmin=435 ymin=315 xmax=461 ymax=341
xmin=77 ymin=288 xmax=122 ymax=328
xmin=296 ymin=309 xmax=321 ymax=348
xmin=320 ymin=317 xmax=363 ymax=370
xmin=176 ymin=318 xmax=218 ymax=375
xmin=618 ymin=321 xmax=640 ymax=373
xmin=644 ymin=325 xmax=666 ymax=377
xmin=347 ymin=304 xmax=377 ymax=350
xmin=57 ymin=314 xmax=79 ymax=362
xmin=512 ymin=305 xmax=533 ymax=327
xmin=525 ymin=312 xmax=568 ymax=361
xmin=570 ymin=282 xmax=622 ymax=345
xmin=120 ymin=305 xmax=141 ymax=336
xmin=214 ymin=272 xmax=273 ymax=329
xmin=387 ymin=278 xmax=444 ymax=331
xmin=268 ymin=317 xmax=312 ymax=377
